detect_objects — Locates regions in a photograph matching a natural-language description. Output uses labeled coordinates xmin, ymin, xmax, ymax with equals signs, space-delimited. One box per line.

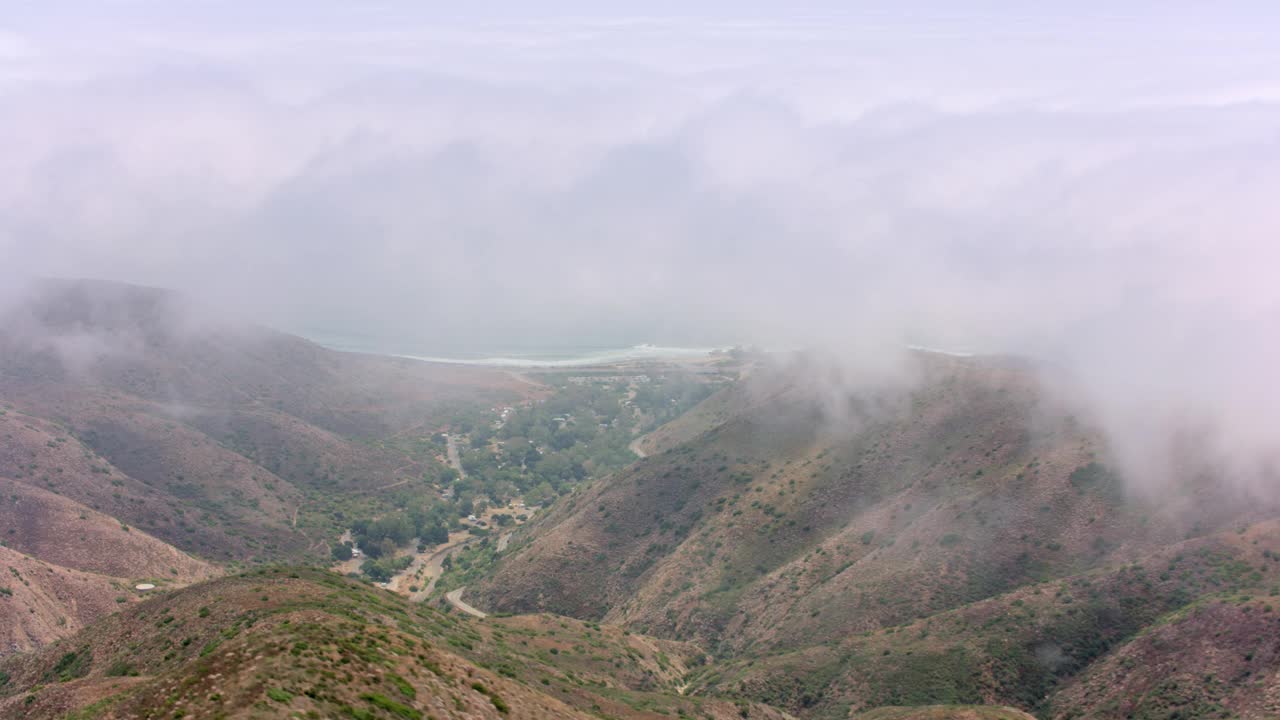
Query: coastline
xmin=392 ymin=344 xmax=725 ymax=368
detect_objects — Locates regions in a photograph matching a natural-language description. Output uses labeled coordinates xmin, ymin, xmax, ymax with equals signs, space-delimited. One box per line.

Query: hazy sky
xmin=4 ymin=2 xmax=1280 ymax=489
xmin=2 ymin=3 xmax=1278 ymax=348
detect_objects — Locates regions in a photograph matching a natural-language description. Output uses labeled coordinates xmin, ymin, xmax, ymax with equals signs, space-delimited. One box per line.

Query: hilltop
xmin=0 ymin=567 xmax=792 ymax=719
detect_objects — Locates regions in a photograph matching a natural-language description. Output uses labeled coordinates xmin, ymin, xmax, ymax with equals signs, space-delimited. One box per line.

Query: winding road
xmin=445 ymin=587 xmax=488 ymax=618
xmin=404 ymin=533 xmax=475 ymax=601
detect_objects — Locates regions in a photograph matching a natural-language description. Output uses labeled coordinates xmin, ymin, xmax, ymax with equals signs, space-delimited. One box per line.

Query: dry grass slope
xmin=0 ymin=568 xmax=792 ymax=720
xmin=469 ymin=355 xmax=1280 ymax=718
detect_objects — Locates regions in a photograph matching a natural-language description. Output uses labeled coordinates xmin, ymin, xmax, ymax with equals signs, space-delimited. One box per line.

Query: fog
xmin=2 ymin=3 xmax=1279 ymax=491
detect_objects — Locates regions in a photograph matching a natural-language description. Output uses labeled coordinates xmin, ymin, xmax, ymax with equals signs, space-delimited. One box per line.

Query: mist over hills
xmin=472 ymin=352 xmax=1280 ymax=717
xmin=0 ymin=279 xmax=526 ymax=646
xmin=3 ymin=4 xmax=1280 ymax=718
xmin=0 ymin=279 xmax=1277 ymax=719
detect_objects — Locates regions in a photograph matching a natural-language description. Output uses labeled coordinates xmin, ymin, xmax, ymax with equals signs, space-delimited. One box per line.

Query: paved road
xmin=445 ymin=587 xmax=488 ymax=618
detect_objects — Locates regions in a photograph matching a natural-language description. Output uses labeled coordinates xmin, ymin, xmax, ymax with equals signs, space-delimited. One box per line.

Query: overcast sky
xmin=1 ymin=4 xmax=1277 ymax=349
xmin=5 ymin=2 xmax=1280 ymax=489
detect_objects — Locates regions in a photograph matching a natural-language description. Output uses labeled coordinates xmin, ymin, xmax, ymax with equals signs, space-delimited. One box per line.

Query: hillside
xmin=465 ymin=353 xmax=1280 ymax=717
xmin=852 ymin=709 xmax=1037 ymax=720
xmin=0 ymin=567 xmax=792 ymax=719
xmin=0 ymin=278 xmax=531 ymax=651
xmin=0 ymin=545 xmax=151 ymax=654
xmin=5 ymin=279 xmax=1278 ymax=719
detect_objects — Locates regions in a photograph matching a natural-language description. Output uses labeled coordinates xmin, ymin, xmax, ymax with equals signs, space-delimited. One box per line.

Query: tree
xmin=550 ymin=430 xmax=576 ymax=450
xmin=376 ymin=537 xmax=398 ymax=559
xmin=331 ymin=542 xmax=353 ymax=561
xmin=471 ymin=424 xmax=495 ymax=447
xmin=525 ymin=481 xmax=555 ymax=507
xmin=422 ymin=522 xmax=449 ymax=546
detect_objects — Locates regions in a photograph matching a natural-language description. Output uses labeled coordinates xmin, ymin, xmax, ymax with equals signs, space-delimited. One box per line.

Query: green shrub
xmin=360 ymin=693 xmax=421 ymax=720
xmin=105 ymin=660 xmax=136 ymax=677
xmin=266 ymin=688 xmax=293 ymax=703
xmin=388 ymin=674 xmax=416 ymax=699
xmin=45 ymin=648 xmax=91 ymax=683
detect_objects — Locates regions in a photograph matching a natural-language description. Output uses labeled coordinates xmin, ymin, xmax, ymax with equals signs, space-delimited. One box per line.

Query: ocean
xmin=295 ymin=328 xmax=724 ymax=368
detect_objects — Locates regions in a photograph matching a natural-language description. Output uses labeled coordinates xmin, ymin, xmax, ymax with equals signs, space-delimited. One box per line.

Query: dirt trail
xmin=628 ymin=433 xmax=648 ymax=459
xmin=445 ymin=587 xmax=488 ymax=618
xmin=445 ymin=434 xmax=466 ymax=479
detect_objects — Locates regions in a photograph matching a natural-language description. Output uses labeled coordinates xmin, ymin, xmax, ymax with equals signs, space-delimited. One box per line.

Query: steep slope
xmin=0 ymin=568 xmax=791 ymax=720
xmin=0 ymin=278 xmax=526 ymax=441
xmin=0 ymin=398 xmax=303 ymax=564
xmin=700 ymin=516 xmax=1280 ymax=717
xmin=0 ymin=546 xmax=147 ymax=654
xmin=467 ymin=353 xmax=1279 ymax=717
xmin=1045 ymin=518 xmax=1280 ymax=720
xmin=0 ymin=478 xmax=214 ymax=582
xmin=852 ymin=709 xmax=1037 ymax=720
xmin=0 ymin=278 xmax=531 ymax=655
xmin=475 ymin=356 xmax=1263 ymax=641
xmin=0 ymin=279 xmax=530 ymax=554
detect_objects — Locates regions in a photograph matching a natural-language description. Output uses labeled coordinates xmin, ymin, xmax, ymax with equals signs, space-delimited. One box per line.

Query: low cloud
xmin=2 ymin=4 xmax=1279 ymax=492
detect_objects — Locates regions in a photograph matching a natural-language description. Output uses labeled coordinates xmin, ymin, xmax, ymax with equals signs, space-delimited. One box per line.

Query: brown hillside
xmin=698 ymin=516 xmax=1280 ymax=717
xmin=853 ymin=708 xmax=1037 ymax=720
xmin=466 ymin=353 xmax=1280 ymax=717
xmin=0 ymin=478 xmax=214 ymax=582
xmin=0 ymin=403 xmax=306 ymax=563
xmin=0 ymin=568 xmax=792 ymax=720
xmin=0 ymin=278 xmax=531 ymax=567
xmin=472 ymin=355 xmax=1267 ymax=650
xmin=0 ymin=546 xmax=145 ymax=654
xmin=0 ymin=278 xmax=527 ymax=440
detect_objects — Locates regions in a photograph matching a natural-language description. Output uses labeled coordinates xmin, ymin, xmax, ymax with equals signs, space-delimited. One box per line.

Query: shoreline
xmin=391 ymin=344 xmax=727 ymax=368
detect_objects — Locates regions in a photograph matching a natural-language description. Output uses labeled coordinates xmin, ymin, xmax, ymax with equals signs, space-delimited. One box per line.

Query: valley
xmin=1 ymin=280 xmax=1277 ymax=719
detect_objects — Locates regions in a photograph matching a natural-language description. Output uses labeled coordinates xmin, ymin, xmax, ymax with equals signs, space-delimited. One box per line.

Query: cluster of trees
xmin=363 ymin=554 xmax=412 ymax=583
xmin=433 ymin=376 xmax=721 ymax=512
xmin=631 ymin=376 xmax=717 ymax=422
xmin=327 ymin=374 xmax=721 ymax=586
xmin=349 ymin=503 xmax=454 ymax=559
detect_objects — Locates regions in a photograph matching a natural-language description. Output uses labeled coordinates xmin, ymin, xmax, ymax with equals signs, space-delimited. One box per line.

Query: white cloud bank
xmin=2 ymin=2 xmax=1279 ymax=490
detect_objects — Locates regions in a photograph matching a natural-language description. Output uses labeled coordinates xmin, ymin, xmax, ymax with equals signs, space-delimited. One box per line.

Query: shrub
xmin=360 ymin=693 xmax=421 ymax=720
xmin=388 ymin=674 xmax=416 ymax=699
xmin=105 ymin=660 xmax=136 ymax=677
xmin=266 ymin=688 xmax=293 ymax=703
